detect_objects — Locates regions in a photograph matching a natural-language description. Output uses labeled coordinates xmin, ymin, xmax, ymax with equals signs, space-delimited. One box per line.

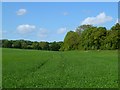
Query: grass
xmin=2 ymin=48 xmax=118 ymax=88
xmin=0 ymin=48 xmax=2 ymax=89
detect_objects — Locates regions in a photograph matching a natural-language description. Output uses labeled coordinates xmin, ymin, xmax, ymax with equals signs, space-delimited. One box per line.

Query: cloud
xmin=81 ymin=12 xmax=113 ymax=25
xmin=16 ymin=9 xmax=27 ymax=15
xmin=63 ymin=12 xmax=69 ymax=16
xmin=57 ymin=28 xmax=67 ymax=34
xmin=17 ymin=24 xmax=36 ymax=34
xmin=37 ymin=28 xmax=48 ymax=38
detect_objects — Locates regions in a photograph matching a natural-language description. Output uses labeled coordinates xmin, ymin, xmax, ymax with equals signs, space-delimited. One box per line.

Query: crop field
xmin=2 ymin=48 xmax=118 ymax=88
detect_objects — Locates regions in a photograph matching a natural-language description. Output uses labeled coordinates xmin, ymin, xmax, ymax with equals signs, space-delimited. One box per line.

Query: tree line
xmin=61 ymin=23 xmax=120 ymax=50
xmin=1 ymin=40 xmax=63 ymax=51
xmin=1 ymin=23 xmax=120 ymax=51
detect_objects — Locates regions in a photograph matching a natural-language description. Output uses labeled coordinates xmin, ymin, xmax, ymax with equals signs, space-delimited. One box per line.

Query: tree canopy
xmin=1 ymin=23 xmax=120 ymax=51
xmin=61 ymin=23 xmax=120 ymax=51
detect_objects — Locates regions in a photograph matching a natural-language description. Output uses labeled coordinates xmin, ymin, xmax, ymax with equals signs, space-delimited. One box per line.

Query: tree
xmin=21 ymin=42 xmax=27 ymax=49
xmin=79 ymin=26 xmax=108 ymax=50
xmin=104 ymin=30 xmax=113 ymax=50
xmin=0 ymin=40 xmax=2 ymax=47
xmin=12 ymin=40 xmax=21 ymax=48
xmin=2 ymin=39 xmax=12 ymax=48
xmin=1 ymin=23 xmax=119 ymax=50
xmin=106 ymin=23 xmax=120 ymax=49
xmin=19 ymin=40 xmax=28 ymax=49
xmin=39 ymin=42 xmax=49 ymax=50
xmin=49 ymin=41 xmax=60 ymax=51
xmin=93 ymin=27 xmax=107 ymax=50
xmin=76 ymin=25 xmax=93 ymax=35
xmin=61 ymin=31 xmax=81 ymax=51
xmin=32 ymin=42 xmax=41 ymax=50
xmin=80 ymin=27 xmax=95 ymax=50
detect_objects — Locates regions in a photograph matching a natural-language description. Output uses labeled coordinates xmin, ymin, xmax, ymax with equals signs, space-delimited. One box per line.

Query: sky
xmin=2 ymin=2 xmax=118 ymax=42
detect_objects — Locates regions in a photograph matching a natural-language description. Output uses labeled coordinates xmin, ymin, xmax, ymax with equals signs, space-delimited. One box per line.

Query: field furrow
xmin=2 ymin=48 xmax=118 ymax=88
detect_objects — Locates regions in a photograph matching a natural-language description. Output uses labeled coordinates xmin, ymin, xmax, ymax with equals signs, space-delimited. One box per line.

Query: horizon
xmin=2 ymin=2 xmax=118 ymax=42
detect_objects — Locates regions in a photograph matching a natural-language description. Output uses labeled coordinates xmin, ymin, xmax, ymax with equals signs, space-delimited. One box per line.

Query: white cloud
xmin=37 ymin=28 xmax=48 ymax=38
xmin=81 ymin=12 xmax=113 ymax=25
xmin=17 ymin=24 xmax=36 ymax=34
xmin=16 ymin=9 xmax=27 ymax=15
xmin=57 ymin=28 xmax=67 ymax=34
xmin=63 ymin=12 xmax=69 ymax=16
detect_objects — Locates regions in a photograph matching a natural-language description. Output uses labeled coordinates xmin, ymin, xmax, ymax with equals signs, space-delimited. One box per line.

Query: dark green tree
xmin=39 ymin=42 xmax=49 ymax=50
xmin=12 ymin=40 xmax=21 ymax=48
xmin=32 ymin=42 xmax=41 ymax=50
xmin=2 ymin=39 xmax=12 ymax=48
xmin=49 ymin=41 xmax=60 ymax=51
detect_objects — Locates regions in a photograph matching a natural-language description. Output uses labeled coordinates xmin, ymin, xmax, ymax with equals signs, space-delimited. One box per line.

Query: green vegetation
xmin=0 ymin=48 xmax=2 ymax=89
xmin=2 ymin=23 xmax=119 ymax=88
xmin=60 ymin=31 xmax=80 ymax=51
xmin=1 ymin=23 xmax=120 ymax=51
xmin=3 ymin=48 xmax=118 ymax=88
xmin=62 ymin=23 xmax=120 ymax=50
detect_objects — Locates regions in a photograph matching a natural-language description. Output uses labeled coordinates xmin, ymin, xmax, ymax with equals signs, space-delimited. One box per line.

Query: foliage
xmin=49 ymin=41 xmax=60 ymax=51
xmin=1 ymin=23 xmax=120 ymax=51
xmin=76 ymin=25 xmax=93 ymax=35
xmin=2 ymin=39 xmax=12 ymax=48
xmin=62 ymin=23 xmax=120 ymax=50
xmin=61 ymin=31 xmax=80 ymax=51
xmin=2 ymin=39 xmax=63 ymax=51
xmin=39 ymin=42 xmax=49 ymax=50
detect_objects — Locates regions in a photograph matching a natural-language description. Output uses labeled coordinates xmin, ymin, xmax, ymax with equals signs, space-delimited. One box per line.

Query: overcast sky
xmin=2 ymin=2 xmax=118 ymax=42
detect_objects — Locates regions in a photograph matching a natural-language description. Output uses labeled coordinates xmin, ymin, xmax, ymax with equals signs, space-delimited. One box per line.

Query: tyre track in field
xmin=29 ymin=59 xmax=49 ymax=73
xmin=58 ymin=52 xmax=69 ymax=88
xmin=16 ymin=59 xmax=49 ymax=87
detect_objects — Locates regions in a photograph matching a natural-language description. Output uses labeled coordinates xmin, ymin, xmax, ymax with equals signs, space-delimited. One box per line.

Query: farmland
xmin=2 ymin=48 xmax=118 ymax=88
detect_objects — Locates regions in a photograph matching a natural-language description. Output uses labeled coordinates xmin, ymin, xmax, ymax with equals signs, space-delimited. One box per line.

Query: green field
xmin=2 ymin=48 xmax=118 ymax=88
